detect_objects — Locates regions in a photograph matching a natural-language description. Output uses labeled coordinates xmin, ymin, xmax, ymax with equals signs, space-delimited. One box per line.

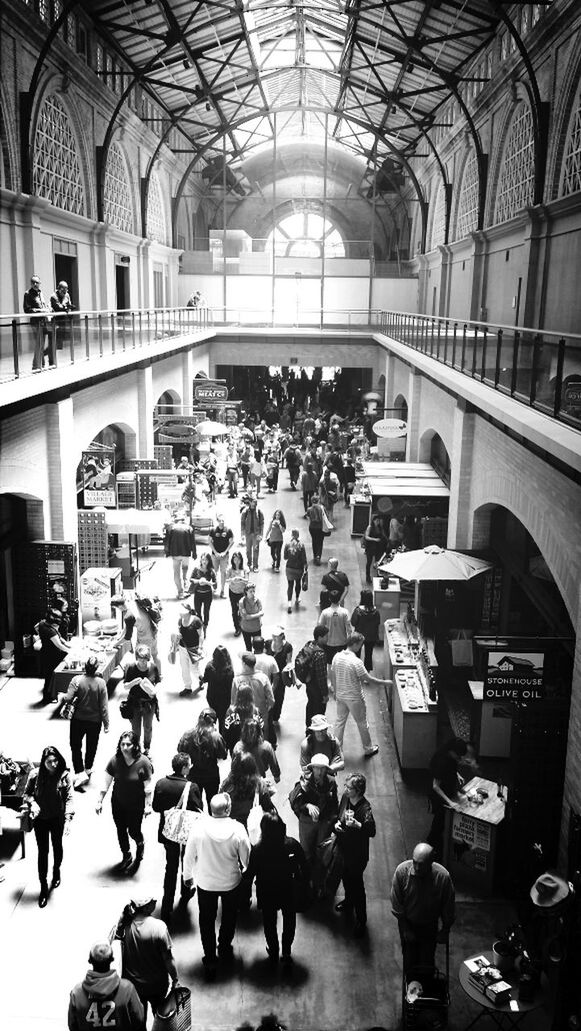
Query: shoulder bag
xmin=163 ymin=783 xmax=201 ymax=845
xmin=60 ymin=695 xmax=78 ymax=720
xmin=247 ymin=788 xmax=264 ymax=847
xmin=321 ymin=509 xmax=334 ymax=535
xmin=301 ymin=569 xmax=309 ymax=591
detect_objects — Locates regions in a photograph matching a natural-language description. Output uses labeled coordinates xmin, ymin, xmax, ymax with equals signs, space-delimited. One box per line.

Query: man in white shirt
xmin=330 ymin=633 xmax=392 ymax=758
xmin=318 ymin=592 xmax=352 ymax=664
xmin=183 ymin=794 xmax=250 ymax=978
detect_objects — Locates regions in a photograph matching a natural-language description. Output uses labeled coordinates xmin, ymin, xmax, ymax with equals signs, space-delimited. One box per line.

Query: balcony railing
xmin=0 ymin=306 xmax=211 ymax=385
xmin=380 ymin=311 xmax=581 ymax=431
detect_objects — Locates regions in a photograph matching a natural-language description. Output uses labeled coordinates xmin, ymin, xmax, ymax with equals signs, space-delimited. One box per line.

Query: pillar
xmin=405 ymin=368 xmax=423 ymax=461
xmin=136 ymin=366 xmax=154 ymax=457
xmin=559 ymin=584 xmax=581 ymax=872
xmin=182 ymin=348 xmax=194 ymax=410
xmin=469 ymin=230 xmax=488 ymax=322
xmin=46 ymin=398 xmax=78 ymax=541
xmin=446 ymin=398 xmax=476 ymax=548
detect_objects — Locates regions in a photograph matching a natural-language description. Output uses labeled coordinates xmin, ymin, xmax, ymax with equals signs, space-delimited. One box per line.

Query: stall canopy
xmin=380 ymin=546 xmax=493 ymax=582
xmin=359 ymin=462 xmax=450 ymax=499
xmin=103 ymin=509 xmax=167 ymax=535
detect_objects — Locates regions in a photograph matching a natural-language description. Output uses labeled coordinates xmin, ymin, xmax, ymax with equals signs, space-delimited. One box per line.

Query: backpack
xmin=294 ymin=641 xmax=317 ymax=684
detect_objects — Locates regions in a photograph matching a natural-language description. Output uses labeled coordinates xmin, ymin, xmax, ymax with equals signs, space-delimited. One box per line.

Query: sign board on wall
xmin=485 ymin=650 xmax=545 ymax=701
xmin=193 ymin=380 xmax=228 ymax=403
xmin=82 ymin=451 xmax=116 ymax=507
xmin=157 ymin=413 xmax=207 ymax=444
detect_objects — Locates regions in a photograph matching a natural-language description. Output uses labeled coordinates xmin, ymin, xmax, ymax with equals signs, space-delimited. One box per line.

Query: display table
xmin=0 ymin=762 xmax=34 ymax=858
xmin=459 ymin=951 xmax=547 ymax=1030
xmin=393 ymin=668 xmax=438 ymax=768
xmin=350 ymin=495 xmax=371 ymax=535
xmin=373 ymin=577 xmax=401 ymax=640
xmin=444 ymin=777 xmax=506 ymax=895
xmin=468 ymin=681 xmax=513 ymax=759
xmin=383 ymin=618 xmax=438 ymax=720
xmin=52 ymin=646 xmax=119 ymax=695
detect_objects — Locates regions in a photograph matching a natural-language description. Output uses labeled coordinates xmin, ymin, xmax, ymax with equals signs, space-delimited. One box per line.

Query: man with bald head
xmin=68 ymin=940 xmax=145 ymax=1030
xmin=391 ymin=842 xmax=455 ymax=974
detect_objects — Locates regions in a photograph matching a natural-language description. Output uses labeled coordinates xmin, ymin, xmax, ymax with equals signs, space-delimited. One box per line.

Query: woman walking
xmin=123 ymin=596 xmax=162 ymax=670
xmin=226 ymin=551 xmax=249 ymax=637
xmin=178 ymin=708 xmax=227 ymax=808
xmin=283 ymin=529 xmax=308 ymax=613
xmin=200 ymin=645 xmax=234 ymax=734
xmin=334 ymin=773 xmax=376 ymax=938
xmin=223 ymin=683 xmax=264 ymax=755
xmin=122 ymin=644 xmax=160 ymax=756
xmin=362 ymin=514 xmax=386 ymax=584
xmin=189 ymin=552 xmax=217 ymax=631
xmin=305 ymin=496 xmax=327 ymax=565
xmin=300 ymin=461 xmax=319 ymax=513
xmin=351 ymin=589 xmax=381 ymax=671
xmin=249 ymin=811 xmax=307 ymax=966
xmin=233 ymin=716 xmax=281 ymax=782
xmin=174 ymin=601 xmax=204 ymax=697
xmin=62 ymin=655 xmax=109 ymax=787
xmin=219 ymin=751 xmax=274 ymax=830
xmin=238 ymin=582 xmax=264 ymax=650
xmin=23 ymin=745 xmax=74 ymax=906
xmin=96 ymin=731 xmax=153 ymax=872
xmin=265 ymin=509 xmax=287 ymax=571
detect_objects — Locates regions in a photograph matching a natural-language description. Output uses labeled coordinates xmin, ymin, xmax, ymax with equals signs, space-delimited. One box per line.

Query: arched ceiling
xmin=78 ymin=0 xmax=537 ymax=207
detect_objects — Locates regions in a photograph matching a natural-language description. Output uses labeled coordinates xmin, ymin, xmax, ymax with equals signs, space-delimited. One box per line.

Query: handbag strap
xmin=178 ymin=782 xmax=191 ymax=811
xmin=252 ymin=786 xmax=260 ymax=809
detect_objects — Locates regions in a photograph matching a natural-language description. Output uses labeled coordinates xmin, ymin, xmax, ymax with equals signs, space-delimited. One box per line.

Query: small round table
xmin=459 ymin=951 xmax=547 ymax=1030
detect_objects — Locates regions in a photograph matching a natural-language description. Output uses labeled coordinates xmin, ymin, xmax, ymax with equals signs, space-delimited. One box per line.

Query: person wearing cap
xmin=289 ymin=753 xmax=339 ymax=864
xmin=115 ymin=897 xmax=179 ymax=1019
xmin=174 ymin=601 xmax=204 ymax=697
xmin=300 ymin=625 xmax=330 ymax=728
xmin=209 ymin=513 xmax=234 ymax=597
xmin=391 ymin=842 xmax=455 ymax=975
xmin=300 ymin=714 xmax=344 ymax=775
xmin=164 ymin=513 xmax=197 ymax=598
xmin=526 ymin=871 xmax=575 ymax=990
xmin=61 ymin=655 xmax=109 ymax=788
xmin=264 ymin=625 xmax=293 ymax=725
xmin=68 ymin=939 xmax=145 ymax=1031
xmin=330 ymin=632 xmax=391 ymax=759
xmin=152 ymin=752 xmax=203 ymax=925
xmin=183 ymin=793 xmax=251 ymax=978
xmin=334 ymin=773 xmax=376 ymax=938
xmin=231 ymin=652 xmax=274 ymax=731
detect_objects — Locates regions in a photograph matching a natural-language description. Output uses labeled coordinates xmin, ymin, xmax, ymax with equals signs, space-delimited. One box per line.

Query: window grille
xmin=456 ymin=152 xmax=479 ymax=239
xmin=104 ymin=141 xmax=134 ymax=234
xmin=493 ymin=103 xmax=534 ymax=224
xmin=146 ymin=171 xmax=167 ymax=244
xmin=430 ymin=181 xmax=446 ymax=249
xmin=33 ymin=93 xmax=85 ymax=215
xmin=561 ymin=83 xmax=581 ymax=197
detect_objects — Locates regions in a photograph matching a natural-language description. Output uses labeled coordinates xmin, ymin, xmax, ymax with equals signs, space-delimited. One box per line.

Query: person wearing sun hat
xmin=289 ymin=752 xmax=339 ymax=863
xmin=114 ymin=896 xmax=180 ymax=1020
xmin=299 ymin=714 xmax=344 ymax=775
xmin=530 ymin=872 xmax=570 ymax=908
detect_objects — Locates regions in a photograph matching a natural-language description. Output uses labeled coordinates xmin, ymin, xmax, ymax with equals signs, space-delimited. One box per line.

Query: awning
xmin=104 ymin=509 xmax=167 ymax=535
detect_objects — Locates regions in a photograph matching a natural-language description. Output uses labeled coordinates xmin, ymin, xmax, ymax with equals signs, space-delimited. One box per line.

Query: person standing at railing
xmin=50 ymin=281 xmax=76 ymax=352
xmin=23 ymin=273 xmax=53 ymax=371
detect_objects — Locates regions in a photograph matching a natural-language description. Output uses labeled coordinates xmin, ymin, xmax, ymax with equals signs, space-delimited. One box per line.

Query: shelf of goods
xmin=443 ymin=777 xmax=506 ymax=895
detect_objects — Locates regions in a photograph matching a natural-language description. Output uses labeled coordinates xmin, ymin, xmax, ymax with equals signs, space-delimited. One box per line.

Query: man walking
xmin=320 ymin=557 xmax=349 ymax=608
xmin=299 ymin=625 xmax=330 ymax=727
xmin=183 ymin=793 xmax=251 ymax=979
xmin=318 ymin=592 xmax=352 ymax=665
xmin=116 ymin=896 xmax=180 ymax=1020
xmin=165 ymin=514 xmax=196 ymax=598
xmin=152 ymin=753 xmax=203 ymax=926
xmin=209 ymin=513 xmax=234 ymax=597
xmin=330 ymin=632 xmax=391 ymax=758
xmin=231 ymin=651 xmax=274 ymax=731
xmin=391 ymin=842 xmax=455 ymax=975
xmin=241 ymin=496 xmax=264 ymax=572
xmin=68 ymin=940 xmax=145 ymax=1030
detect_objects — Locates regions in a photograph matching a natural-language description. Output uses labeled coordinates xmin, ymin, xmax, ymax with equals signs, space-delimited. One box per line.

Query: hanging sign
xmin=372 ymin=418 xmax=407 ymax=438
xmin=485 ymin=650 xmax=545 ymax=701
xmin=193 ymin=380 xmax=228 ymax=403
xmin=157 ymin=413 xmax=207 ymax=443
xmin=82 ymin=451 xmax=116 ymax=507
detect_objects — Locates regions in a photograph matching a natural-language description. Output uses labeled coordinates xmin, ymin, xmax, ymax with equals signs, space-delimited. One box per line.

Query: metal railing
xmin=379 ymin=311 xmax=581 ymax=431
xmin=0 ymin=306 xmax=211 ymax=384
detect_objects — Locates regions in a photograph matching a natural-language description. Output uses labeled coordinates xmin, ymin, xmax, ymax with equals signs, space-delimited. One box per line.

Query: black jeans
xmin=69 ymin=719 xmax=101 ymax=774
xmin=341 ymin=867 xmax=367 ymax=925
xmin=269 ymin=541 xmax=282 ymax=568
xmin=271 ymin=672 xmax=285 ymax=722
xmin=193 ymin=773 xmax=220 ymax=810
xmin=133 ymin=979 xmax=169 ymax=1021
xmin=161 ymin=840 xmax=185 ymax=921
xmin=356 ymin=641 xmax=375 ymax=672
xmin=309 ymin=526 xmax=324 ymax=561
xmin=197 ymin=884 xmax=240 ymax=962
xmin=242 ymin=629 xmax=259 ymax=650
xmin=34 ymin=816 xmax=64 ymax=887
xmin=194 ymin=593 xmax=212 ymax=629
xmin=305 ymin=686 xmax=327 ymax=728
xmin=111 ymin=796 xmax=144 ymax=856
xmin=261 ymin=899 xmax=297 ymax=957
xmin=229 ymin=590 xmax=242 ymax=631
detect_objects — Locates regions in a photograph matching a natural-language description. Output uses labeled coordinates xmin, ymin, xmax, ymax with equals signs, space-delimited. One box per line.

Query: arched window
xmin=33 ymin=93 xmax=85 ymax=215
xmin=560 ymin=81 xmax=581 ymax=198
xmin=146 ymin=170 xmax=167 ymax=244
xmin=429 ymin=181 xmax=446 ymax=250
xmin=266 ymin=212 xmax=345 ymax=257
xmin=493 ymin=102 xmax=535 ymax=225
xmin=455 ymin=152 xmax=479 ymax=239
xmin=103 ymin=141 xmax=134 ymax=233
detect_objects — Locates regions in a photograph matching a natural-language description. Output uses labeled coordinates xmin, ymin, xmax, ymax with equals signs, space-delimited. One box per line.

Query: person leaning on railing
xmin=23 ymin=273 xmax=53 ymax=372
xmin=50 ymin=281 xmax=76 ymax=352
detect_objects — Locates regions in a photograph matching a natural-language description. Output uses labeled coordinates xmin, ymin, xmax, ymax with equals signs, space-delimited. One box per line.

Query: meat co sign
xmin=193 ymin=380 xmax=228 ymax=403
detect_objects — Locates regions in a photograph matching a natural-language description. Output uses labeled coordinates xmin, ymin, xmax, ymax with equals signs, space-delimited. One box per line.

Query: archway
xmin=393 ymin=392 xmax=408 ymax=422
xmin=156 ymin=389 xmax=181 ymax=414
xmin=76 ymin=423 xmax=136 ymax=509
xmin=0 ymin=492 xmax=45 ymax=649
xmin=419 ymin=429 xmax=451 ymax=486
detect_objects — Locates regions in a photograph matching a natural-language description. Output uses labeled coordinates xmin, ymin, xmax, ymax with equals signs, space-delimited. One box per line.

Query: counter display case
xmin=373 ymin=577 xmax=401 ymax=639
xmin=393 ymin=668 xmax=438 ymax=769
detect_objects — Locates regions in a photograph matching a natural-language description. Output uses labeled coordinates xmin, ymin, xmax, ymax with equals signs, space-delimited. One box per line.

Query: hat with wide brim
xmin=530 ymin=872 xmax=570 ymax=907
xmin=308 ymin=753 xmax=331 ymax=769
xmin=131 ymin=896 xmax=156 ymax=909
xmin=308 ymin=714 xmax=330 ymax=732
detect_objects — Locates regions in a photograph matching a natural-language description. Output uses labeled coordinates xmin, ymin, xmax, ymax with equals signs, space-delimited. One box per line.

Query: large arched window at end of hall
xmin=266 ymin=212 xmax=345 ymax=258
xmin=146 ymin=170 xmax=168 ymax=245
xmin=455 ymin=152 xmax=479 ymax=240
xmin=492 ymin=102 xmax=535 ymax=225
xmin=559 ymin=80 xmax=581 ymax=197
xmin=32 ymin=93 xmax=85 ymax=215
xmin=103 ymin=141 xmax=134 ymax=234
xmin=429 ymin=180 xmax=446 ymax=251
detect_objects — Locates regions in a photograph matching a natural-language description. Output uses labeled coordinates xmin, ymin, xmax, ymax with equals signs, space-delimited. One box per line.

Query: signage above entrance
xmin=193 ymin=380 xmax=228 ymax=403
xmin=484 ymin=650 xmax=545 ymax=701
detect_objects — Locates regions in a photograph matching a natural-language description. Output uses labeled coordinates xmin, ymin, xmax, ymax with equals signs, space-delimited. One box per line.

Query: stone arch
xmin=487 ymin=85 xmax=535 ymax=227
xmin=419 ymin=428 xmax=451 ymax=485
xmin=0 ymin=84 xmax=18 ymax=191
xmin=30 ymin=75 xmax=95 ymax=218
xmin=453 ymin=146 xmax=480 ymax=242
xmin=156 ymin=388 xmax=181 ymax=413
xmin=546 ymin=45 xmax=581 ymax=201
xmin=471 ymin=485 xmax=574 ymax=624
xmin=393 ymin=393 xmax=408 ymax=421
xmin=103 ymin=138 xmax=137 ymax=235
xmin=74 ymin=421 xmax=138 ymax=472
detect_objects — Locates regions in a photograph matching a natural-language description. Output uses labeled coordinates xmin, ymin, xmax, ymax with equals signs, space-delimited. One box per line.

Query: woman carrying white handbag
xmin=152 ymin=752 xmax=203 ymax=925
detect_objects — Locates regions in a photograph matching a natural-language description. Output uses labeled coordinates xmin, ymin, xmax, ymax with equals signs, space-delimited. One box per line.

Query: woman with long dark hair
xmin=233 ymin=716 xmax=281 ymax=782
xmin=265 ymin=508 xmax=287 ymax=571
xmin=363 ymin=514 xmax=386 ymax=583
xmin=249 ymin=811 xmax=307 ymax=966
xmin=23 ymin=745 xmax=74 ymax=906
xmin=238 ymin=582 xmax=264 ymax=650
xmin=226 ymin=550 xmax=248 ymax=637
xmin=95 ymin=731 xmax=153 ymax=872
xmin=219 ymin=751 xmax=274 ymax=830
xmin=223 ymin=683 xmax=264 ymax=755
xmin=200 ymin=645 xmax=234 ymax=734
xmin=177 ymin=708 xmax=227 ymax=808
xmin=350 ymin=588 xmax=381 ymax=671
xmin=62 ymin=654 xmax=109 ymax=787
xmin=189 ymin=552 xmax=217 ymax=631
xmin=283 ymin=529 xmax=308 ymax=613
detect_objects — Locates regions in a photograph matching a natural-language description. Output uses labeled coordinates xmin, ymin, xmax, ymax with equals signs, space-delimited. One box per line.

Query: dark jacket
xmin=177 ymin=727 xmax=227 ymax=781
xmin=351 ymin=605 xmax=381 ymax=642
xmin=248 ymin=835 xmax=307 ymax=909
xmin=68 ymin=969 xmax=145 ymax=1030
xmin=335 ymin=792 xmax=376 ymax=871
xmin=165 ymin=523 xmax=196 ymax=558
xmin=152 ymin=772 xmax=203 ymax=843
xmin=289 ymin=771 xmax=339 ymax=824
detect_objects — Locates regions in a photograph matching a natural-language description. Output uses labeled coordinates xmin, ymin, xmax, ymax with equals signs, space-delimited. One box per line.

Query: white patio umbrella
xmin=195 ymin=419 xmax=229 ymax=437
xmin=378 ymin=545 xmax=492 ymax=614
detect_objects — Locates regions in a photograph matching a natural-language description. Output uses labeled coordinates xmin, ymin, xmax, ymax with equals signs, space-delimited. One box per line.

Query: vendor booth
xmin=350 ymin=461 xmax=449 ymax=537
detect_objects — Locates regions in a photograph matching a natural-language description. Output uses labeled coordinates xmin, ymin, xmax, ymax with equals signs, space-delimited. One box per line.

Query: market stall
xmin=392 ymin=666 xmax=438 ymax=769
xmin=350 ymin=462 xmax=449 ymax=537
xmin=443 ymin=776 xmax=506 ymax=895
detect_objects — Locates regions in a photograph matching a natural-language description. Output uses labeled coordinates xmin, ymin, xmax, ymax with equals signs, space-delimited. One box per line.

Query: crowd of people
xmin=21 ymin=405 xmax=455 ymax=1031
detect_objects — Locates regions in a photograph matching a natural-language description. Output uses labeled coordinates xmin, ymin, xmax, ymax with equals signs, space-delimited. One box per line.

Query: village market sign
xmin=485 ymin=650 xmax=545 ymax=701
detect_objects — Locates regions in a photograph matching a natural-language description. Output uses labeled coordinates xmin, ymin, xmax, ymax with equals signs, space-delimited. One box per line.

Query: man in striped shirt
xmin=330 ymin=633 xmax=392 ymax=758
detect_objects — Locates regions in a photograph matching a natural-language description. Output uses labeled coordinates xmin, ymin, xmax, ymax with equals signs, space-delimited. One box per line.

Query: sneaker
xmin=220 ymin=590 xmax=225 ymax=598
xmin=364 ymin=745 xmax=379 ymax=758
xmin=119 ymin=853 xmax=133 ymax=872
xmin=85 ymin=769 xmax=92 ymax=779
xmin=74 ymin=771 xmax=89 ymax=789
xmin=179 ymin=687 xmax=193 ymax=696
xmin=287 ymin=605 xmax=292 ymax=613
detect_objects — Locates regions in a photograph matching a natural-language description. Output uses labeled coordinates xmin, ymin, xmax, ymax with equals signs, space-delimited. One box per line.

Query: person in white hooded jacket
xmin=68 ymin=940 xmax=145 ymax=1030
xmin=183 ymin=792 xmax=250 ymax=978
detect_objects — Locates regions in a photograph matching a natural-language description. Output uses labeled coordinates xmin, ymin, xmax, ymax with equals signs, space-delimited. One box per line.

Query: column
xmin=136 ymin=366 xmax=154 ymax=457
xmin=46 ymin=398 xmax=78 ymax=541
xmin=182 ymin=348 xmax=194 ymax=410
xmin=384 ymin=353 xmax=396 ymax=412
xmin=469 ymin=230 xmax=489 ymax=322
xmin=559 ymin=587 xmax=581 ymax=869
xmin=446 ymin=398 xmax=476 ymax=548
xmin=405 ymin=368 xmax=423 ymax=461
